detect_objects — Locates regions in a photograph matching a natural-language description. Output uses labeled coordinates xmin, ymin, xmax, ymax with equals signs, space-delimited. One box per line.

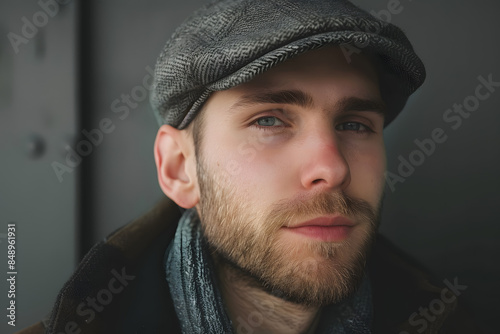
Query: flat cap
xmin=151 ymin=0 xmax=426 ymax=129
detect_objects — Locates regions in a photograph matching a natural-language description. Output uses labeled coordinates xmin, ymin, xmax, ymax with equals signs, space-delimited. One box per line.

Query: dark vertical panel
xmin=78 ymin=0 xmax=96 ymax=257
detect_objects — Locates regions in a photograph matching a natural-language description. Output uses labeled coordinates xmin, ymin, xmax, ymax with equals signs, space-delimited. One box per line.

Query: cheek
xmin=346 ymin=143 xmax=386 ymax=203
xmin=224 ymin=144 xmax=295 ymax=209
xmin=210 ymin=125 xmax=263 ymax=173
xmin=203 ymin=129 xmax=277 ymax=197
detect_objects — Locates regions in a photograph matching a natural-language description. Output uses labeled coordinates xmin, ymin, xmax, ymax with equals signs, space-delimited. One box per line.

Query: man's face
xmin=194 ymin=47 xmax=386 ymax=306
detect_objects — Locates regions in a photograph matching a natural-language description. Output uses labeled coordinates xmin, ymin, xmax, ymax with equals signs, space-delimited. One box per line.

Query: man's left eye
xmin=254 ymin=116 xmax=285 ymax=127
xmin=336 ymin=122 xmax=372 ymax=133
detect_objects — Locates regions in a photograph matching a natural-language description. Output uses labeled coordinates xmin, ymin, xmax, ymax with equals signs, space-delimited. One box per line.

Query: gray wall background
xmin=1 ymin=0 xmax=498 ymax=333
xmin=1 ymin=1 xmax=78 ymax=333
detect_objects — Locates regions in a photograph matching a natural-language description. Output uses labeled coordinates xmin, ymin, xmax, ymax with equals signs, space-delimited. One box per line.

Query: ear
xmin=154 ymin=124 xmax=199 ymax=209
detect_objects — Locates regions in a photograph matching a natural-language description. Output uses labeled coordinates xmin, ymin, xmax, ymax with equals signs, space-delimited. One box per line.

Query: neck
xmin=214 ymin=256 xmax=322 ymax=334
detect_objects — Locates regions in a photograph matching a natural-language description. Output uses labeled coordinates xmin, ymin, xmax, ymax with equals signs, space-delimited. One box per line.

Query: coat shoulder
xmin=369 ymin=235 xmax=479 ymax=333
xmin=17 ymin=198 xmax=183 ymax=334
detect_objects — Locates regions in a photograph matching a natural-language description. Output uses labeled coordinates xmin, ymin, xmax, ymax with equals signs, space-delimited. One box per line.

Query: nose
xmin=299 ymin=127 xmax=351 ymax=192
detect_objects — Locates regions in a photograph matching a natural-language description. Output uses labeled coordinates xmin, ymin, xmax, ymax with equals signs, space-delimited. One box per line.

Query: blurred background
xmin=0 ymin=0 xmax=498 ymax=333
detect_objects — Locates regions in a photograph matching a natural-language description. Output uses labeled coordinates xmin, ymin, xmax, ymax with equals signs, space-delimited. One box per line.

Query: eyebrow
xmin=227 ymin=89 xmax=386 ymax=116
xmin=227 ymin=90 xmax=314 ymax=112
xmin=336 ymin=96 xmax=387 ymax=116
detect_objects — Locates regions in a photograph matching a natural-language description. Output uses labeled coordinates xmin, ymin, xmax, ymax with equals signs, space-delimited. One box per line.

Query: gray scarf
xmin=165 ymin=208 xmax=373 ymax=333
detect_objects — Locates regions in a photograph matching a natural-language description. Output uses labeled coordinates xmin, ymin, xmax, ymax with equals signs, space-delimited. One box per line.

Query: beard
xmin=196 ymin=157 xmax=381 ymax=307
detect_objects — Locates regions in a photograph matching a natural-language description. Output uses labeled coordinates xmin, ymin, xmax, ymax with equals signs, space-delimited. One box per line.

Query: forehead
xmin=244 ymin=46 xmax=377 ymax=87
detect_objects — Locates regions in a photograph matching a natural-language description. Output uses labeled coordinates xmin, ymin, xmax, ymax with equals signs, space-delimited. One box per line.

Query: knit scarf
xmin=165 ymin=208 xmax=373 ymax=333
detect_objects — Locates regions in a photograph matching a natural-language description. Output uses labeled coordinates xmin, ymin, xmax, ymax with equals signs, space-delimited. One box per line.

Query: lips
xmin=283 ymin=216 xmax=355 ymax=242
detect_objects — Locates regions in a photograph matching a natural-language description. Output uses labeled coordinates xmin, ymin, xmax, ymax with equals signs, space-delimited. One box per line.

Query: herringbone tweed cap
xmin=151 ymin=0 xmax=426 ymax=129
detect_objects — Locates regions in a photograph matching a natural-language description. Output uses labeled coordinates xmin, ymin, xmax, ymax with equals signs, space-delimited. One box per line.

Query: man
xmin=20 ymin=0 xmax=476 ymax=333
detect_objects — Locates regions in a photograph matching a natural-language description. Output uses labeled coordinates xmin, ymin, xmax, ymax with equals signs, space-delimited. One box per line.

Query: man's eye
xmin=253 ymin=116 xmax=285 ymax=128
xmin=336 ymin=122 xmax=372 ymax=133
